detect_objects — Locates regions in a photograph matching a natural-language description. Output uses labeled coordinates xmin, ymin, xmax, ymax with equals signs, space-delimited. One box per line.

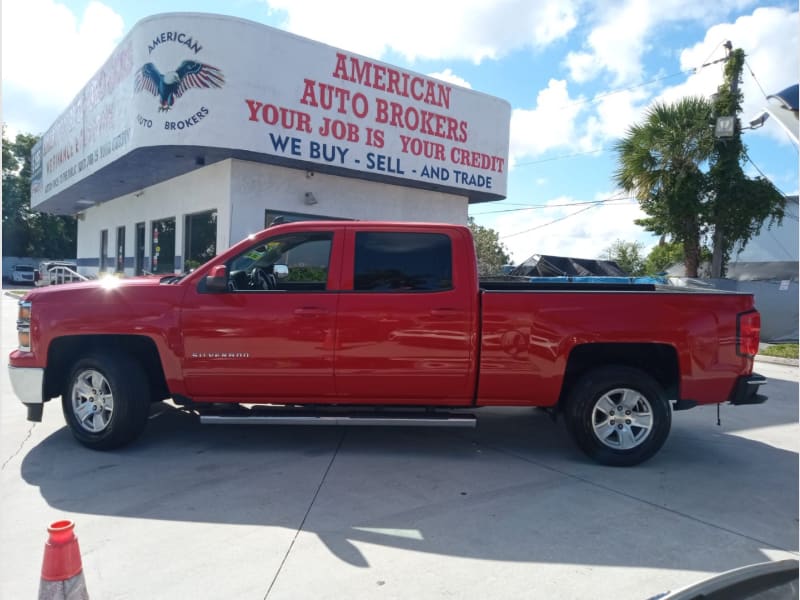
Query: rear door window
xmin=353 ymin=232 xmax=452 ymax=291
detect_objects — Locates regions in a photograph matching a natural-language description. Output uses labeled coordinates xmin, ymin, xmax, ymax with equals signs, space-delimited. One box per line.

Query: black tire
xmin=564 ymin=366 xmax=671 ymax=467
xmin=62 ymin=352 xmax=151 ymax=450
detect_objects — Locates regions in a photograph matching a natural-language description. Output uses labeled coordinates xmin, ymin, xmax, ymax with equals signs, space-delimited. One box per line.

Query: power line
xmin=743 ymin=149 xmax=790 ymax=197
xmin=559 ymin=70 xmax=690 ymax=111
xmin=501 ymin=204 xmax=598 ymax=239
xmin=743 ymin=59 xmax=799 ymax=152
xmin=509 ymin=48 xmax=735 ymax=170
xmin=513 ymin=148 xmax=605 ymax=168
xmin=555 ymin=47 xmax=733 ymax=113
xmin=699 ymin=40 xmax=726 ymax=70
xmin=498 ymin=194 xmax=636 ymax=239
xmin=744 ymin=59 xmax=769 ymax=100
xmin=472 ymin=196 xmax=634 ymax=216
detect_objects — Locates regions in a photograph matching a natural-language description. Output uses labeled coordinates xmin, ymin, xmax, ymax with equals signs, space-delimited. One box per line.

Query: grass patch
xmin=760 ymin=344 xmax=799 ymax=359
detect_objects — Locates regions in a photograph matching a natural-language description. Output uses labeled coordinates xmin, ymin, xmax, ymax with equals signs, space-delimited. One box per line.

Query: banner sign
xmin=32 ymin=13 xmax=510 ymax=210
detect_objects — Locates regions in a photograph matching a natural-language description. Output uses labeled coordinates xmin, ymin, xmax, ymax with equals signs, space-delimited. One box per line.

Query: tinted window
xmin=354 ymin=232 xmax=452 ymax=291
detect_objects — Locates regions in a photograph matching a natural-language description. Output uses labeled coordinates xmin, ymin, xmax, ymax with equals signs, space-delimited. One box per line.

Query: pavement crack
xmin=263 ymin=429 xmax=346 ymax=599
xmin=1 ymin=422 xmax=36 ymax=471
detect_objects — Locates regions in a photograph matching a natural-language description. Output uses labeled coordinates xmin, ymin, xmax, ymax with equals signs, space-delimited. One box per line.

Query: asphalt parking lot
xmin=1 ymin=291 xmax=797 ymax=599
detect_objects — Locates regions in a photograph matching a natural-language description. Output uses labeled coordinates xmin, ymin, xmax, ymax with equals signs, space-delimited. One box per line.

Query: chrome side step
xmin=199 ymin=409 xmax=476 ymax=428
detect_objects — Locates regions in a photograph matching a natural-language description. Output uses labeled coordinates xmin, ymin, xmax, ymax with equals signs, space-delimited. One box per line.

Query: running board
xmin=199 ymin=408 xmax=476 ymax=428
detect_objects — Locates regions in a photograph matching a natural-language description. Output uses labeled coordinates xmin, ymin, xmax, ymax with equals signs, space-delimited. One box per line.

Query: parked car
xmin=10 ymin=264 xmax=36 ymax=285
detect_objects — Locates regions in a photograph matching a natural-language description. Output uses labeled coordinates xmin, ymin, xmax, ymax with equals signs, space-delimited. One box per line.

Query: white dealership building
xmin=31 ymin=13 xmax=510 ymax=276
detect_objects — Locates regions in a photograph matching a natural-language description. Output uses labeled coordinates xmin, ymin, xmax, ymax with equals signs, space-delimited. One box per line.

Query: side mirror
xmin=273 ymin=264 xmax=289 ymax=279
xmin=205 ymin=265 xmax=228 ymax=292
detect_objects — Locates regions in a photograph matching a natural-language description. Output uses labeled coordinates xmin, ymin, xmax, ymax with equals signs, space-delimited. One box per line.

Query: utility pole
xmin=710 ymin=41 xmax=745 ymax=279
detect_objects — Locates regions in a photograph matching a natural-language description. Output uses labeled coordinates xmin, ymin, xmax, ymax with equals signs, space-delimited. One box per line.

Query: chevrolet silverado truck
xmin=8 ymin=221 xmax=766 ymax=466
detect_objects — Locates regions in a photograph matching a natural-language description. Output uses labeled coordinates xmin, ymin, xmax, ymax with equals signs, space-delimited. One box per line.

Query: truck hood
xmin=21 ymin=274 xmax=178 ymax=303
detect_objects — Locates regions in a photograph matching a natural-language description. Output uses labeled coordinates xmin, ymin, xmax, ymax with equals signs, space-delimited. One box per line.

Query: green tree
xmin=707 ymin=47 xmax=784 ymax=277
xmin=468 ymin=216 xmax=511 ymax=276
xmin=2 ymin=129 xmax=77 ymax=258
xmin=643 ymin=239 xmax=714 ymax=276
xmin=614 ymin=97 xmax=714 ymax=277
xmin=644 ymin=240 xmax=684 ymax=275
xmin=601 ymin=239 xmax=646 ymax=276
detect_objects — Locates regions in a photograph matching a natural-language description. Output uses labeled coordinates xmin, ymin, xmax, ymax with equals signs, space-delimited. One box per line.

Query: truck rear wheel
xmin=62 ymin=352 xmax=151 ymax=450
xmin=564 ymin=366 xmax=671 ymax=466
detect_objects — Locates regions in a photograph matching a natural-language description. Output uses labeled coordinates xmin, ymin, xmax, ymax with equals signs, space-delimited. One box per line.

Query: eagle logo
xmin=135 ymin=60 xmax=224 ymax=112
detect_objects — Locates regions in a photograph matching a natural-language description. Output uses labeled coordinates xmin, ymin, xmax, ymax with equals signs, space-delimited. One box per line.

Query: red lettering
xmin=450 ymin=147 xmax=505 ymax=173
xmin=245 ymin=99 xmax=263 ymax=121
xmin=411 ymin=77 xmax=424 ymax=101
xmin=299 ymin=79 xmax=318 ymax=107
xmin=372 ymin=64 xmax=386 ymax=90
xmin=352 ymin=93 xmax=369 ymax=118
xmin=375 ymin=98 xmax=389 ymax=124
xmin=390 ymin=102 xmax=404 ymax=127
xmin=332 ymin=53 xmax=350 ymax=81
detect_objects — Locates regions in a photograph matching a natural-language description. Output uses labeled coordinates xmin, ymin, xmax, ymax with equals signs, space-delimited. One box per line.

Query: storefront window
xmin=100 ymin=230 xmax=108 ymax=272
xmin=135 ymin=222 xmax=145 ymax=275
xmin=184 ymin=210 xmax=217 ymax=271
xmin=116 ymin=226 xmax=125 ymax=273
xmin=151 ymin=218 xmax=176 ymax=274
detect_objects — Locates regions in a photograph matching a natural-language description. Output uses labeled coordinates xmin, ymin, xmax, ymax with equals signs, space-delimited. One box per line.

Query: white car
xmin=11 ymin=264 xmax=36 ymax=284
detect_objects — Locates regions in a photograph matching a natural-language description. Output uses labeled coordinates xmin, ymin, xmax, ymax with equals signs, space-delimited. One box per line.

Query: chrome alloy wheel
xmin=591 ymin=387 xmax=653 ymax=450
xmin=71 ymin=369 xmax=114 ymax=433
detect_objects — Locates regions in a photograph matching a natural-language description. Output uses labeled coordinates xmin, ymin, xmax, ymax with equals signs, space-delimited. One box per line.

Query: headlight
xmin=17 ymin=300 xmax=31 ymax=351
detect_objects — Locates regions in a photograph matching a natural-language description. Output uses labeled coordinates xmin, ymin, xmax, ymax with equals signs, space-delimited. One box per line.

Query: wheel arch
xmin=45 ymin=335 xmax=169 ymax=402
xmin=559 ymin=342 xmax=679 ymax=409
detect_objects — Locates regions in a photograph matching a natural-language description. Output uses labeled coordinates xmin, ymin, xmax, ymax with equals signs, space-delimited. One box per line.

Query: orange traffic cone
xmin=39 ymin=520 xmax=89 ymax=599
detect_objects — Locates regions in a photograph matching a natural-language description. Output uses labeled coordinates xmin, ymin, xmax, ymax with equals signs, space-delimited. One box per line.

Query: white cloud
xmin=476 ymin=192 xmax=656 ymax=263
xmin=564 ymin=0 xmax=759 ymax=86
xmin=265 ymin=0 xmax=578 ymax=63
xmin=579 ymin=88 xmax=651 ymax=150
xmin=509 ymin=79 xmax=586 ymax=162
xmin=565 ymin=1 xmax=651 ymax=85
xmin=2 ymin=0 xmax=124 ymax=117
xmin=564 ymin=51 xmax=597 ymax=84
xmin=508 ymin=80 xmax=653 ymax=163
xmin=427 ymin=69 xmax=472 ymax=89
xmin=658 ymin=6 xmax=799 ymax=145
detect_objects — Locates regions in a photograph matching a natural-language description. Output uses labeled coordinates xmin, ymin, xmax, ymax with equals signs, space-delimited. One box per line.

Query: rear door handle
xmin=430 ymin=308 xmax=460 ymax=317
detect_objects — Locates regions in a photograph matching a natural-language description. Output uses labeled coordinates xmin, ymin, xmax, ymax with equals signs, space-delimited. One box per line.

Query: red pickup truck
xmin=8 ymin=221 xmax=766 ymax=466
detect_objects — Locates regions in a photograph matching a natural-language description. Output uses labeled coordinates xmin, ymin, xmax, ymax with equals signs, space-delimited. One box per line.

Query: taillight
xmin=17 ymin=300 xmax=32 ymax=352
xmin=737 ymin=310 xmax=760 ymax=357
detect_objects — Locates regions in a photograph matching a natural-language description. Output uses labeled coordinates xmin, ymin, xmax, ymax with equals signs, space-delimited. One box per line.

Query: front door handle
xmin=294 ymin=307 xmax=329 ymax=316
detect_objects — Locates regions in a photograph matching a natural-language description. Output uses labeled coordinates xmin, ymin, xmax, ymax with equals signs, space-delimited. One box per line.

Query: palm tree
xmin=614 ymin=97 xmax=714 ymax=277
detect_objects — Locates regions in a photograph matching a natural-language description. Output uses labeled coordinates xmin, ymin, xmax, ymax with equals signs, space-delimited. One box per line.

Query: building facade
xmin=32 ymin=13 xmax=511 ymax=276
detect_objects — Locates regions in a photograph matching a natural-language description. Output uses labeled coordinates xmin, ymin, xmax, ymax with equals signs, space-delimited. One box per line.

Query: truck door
xmin=334 ymin=228 xmax=475 ymax=404
xmin=180 ymin=228 xmax=342 ymax=401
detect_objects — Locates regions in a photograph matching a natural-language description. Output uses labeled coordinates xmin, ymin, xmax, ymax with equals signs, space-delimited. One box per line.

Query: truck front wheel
xmin=62 ymin=353 xmax=151 ymax=450
xmin=564 ymin=366 xmax=671 ymax=466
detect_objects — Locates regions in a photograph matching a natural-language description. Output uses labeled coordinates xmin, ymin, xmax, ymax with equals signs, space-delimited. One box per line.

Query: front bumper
xmin=8 ymin=366 xmax=45 ymax=421
xmin=728 ymin=373 xmax=768 ymax=405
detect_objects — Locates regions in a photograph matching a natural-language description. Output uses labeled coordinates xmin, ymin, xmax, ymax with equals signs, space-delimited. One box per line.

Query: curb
xmin=755 ymin=355 xmax=799 ymax=367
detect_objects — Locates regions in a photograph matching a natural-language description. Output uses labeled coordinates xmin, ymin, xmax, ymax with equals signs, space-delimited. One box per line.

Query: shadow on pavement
xmin=20 ymin=401 xmax=798 ymax=571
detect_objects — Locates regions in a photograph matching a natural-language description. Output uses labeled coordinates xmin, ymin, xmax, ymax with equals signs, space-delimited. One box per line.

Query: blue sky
xmin=3 ymin=0 xmax=798 ymax=262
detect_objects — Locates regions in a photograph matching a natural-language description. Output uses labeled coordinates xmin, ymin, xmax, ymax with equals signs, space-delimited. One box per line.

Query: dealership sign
xmin=31 ymin=13 xmax=511 ymax=211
